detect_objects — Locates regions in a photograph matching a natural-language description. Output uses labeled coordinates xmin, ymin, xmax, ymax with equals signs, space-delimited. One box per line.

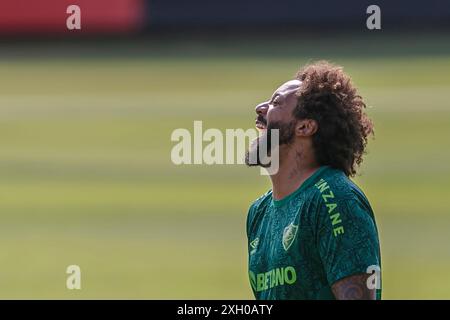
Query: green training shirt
xmin=246 ymin=166 xmax=381 ymax=300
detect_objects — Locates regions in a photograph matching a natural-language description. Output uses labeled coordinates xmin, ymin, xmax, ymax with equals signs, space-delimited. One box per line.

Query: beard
xmin=245 ymin=119 xmax=296 ymax=167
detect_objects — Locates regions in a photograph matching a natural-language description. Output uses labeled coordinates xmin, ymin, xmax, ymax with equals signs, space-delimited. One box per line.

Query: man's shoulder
xmin=248 ymin=190 xmax=272 ymax=215
xmin=313 ymin=168 xmax=369 ymax=202
xmin=311 ymin=167 xmax=374 ymax=220
xmin=246 ymin=190 xmax=272 ymax=237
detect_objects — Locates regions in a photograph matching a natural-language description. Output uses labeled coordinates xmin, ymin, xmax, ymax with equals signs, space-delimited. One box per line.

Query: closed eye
xmin=272 ymin=96 xmax=282 ymax=106
xmin=269 ymin=93 xmax=280 ymax=106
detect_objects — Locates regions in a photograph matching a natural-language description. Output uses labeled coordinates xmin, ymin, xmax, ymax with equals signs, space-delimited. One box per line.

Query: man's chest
xmin=248 ymin=203 xmax=317 ymax=291
xmin=249 ymin=207 xmax=304 ymax=268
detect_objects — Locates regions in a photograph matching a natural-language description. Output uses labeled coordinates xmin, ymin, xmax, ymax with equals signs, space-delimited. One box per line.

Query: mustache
xmin=256 ymin=115 xmax=267 ymax=126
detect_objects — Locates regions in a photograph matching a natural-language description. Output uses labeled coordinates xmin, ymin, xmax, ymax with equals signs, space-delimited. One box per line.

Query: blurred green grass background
xmin=0 ymin=33 xmax=449 ymax=299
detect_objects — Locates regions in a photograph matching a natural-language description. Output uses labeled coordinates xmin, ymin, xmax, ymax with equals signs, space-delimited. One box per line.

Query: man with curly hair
xmin=245 ymin=61 xmax=381 ymax=300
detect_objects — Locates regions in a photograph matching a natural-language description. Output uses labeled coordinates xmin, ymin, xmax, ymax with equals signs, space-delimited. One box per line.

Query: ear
xmin=295 ymin=119 xmax=318 ymax=137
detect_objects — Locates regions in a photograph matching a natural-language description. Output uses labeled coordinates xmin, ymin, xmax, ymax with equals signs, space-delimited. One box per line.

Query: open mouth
xmin=255 ymin=120 xmax=267 ymax=130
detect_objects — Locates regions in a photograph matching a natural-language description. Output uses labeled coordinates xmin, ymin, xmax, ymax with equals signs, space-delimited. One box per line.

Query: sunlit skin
xmin=254 ymin=79 xmax=319 ymax=201
xmin=253 ymin=79 xmax=376 ymax=300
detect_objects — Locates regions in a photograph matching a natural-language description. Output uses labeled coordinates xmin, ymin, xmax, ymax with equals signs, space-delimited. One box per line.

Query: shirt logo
xmin=282 ymin=223 xmax=298 ymax=251
xmin=249 ymin=267 xmax=297 ymax=293
xmin=249 ymin=237 xmax=260 ymax=255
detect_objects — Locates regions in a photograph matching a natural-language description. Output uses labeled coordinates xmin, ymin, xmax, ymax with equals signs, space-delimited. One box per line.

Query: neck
xmin=269 ymin=146 xmax=320 ymax=201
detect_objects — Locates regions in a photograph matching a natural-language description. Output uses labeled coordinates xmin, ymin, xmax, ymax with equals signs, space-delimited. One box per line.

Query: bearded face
xmin=245 ymin=119 xmax=296 ymax=167
xmin=245 ymin=79 xmax=301 ymax=169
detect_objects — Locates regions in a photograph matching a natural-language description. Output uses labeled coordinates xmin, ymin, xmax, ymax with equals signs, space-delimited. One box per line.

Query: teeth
xmin=255 ymin=120 xmax=267 ymax=131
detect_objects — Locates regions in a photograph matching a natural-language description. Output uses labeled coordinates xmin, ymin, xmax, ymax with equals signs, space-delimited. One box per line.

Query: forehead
xmin=273 ymin=79 xmax=301 ymax=97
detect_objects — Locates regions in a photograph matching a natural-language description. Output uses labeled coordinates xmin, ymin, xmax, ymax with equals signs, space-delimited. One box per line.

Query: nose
xmin=255 ymin=101 xmax=269 ymax=116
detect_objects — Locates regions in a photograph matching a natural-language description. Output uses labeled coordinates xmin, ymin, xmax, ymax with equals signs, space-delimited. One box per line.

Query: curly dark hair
xmin=294 ymin=61 xmax=374 ymax=177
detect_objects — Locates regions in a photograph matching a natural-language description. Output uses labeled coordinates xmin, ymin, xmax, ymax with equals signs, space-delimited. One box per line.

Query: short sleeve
xmin=316 ymin=197 xmax=381 ymax=286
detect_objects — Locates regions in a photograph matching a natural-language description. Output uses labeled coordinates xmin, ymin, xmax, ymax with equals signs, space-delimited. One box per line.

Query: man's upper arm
xmin=315 ymin=195 xmax=381 ymax=297
xmin=331 ymin=273 xmax=376 ymax=300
